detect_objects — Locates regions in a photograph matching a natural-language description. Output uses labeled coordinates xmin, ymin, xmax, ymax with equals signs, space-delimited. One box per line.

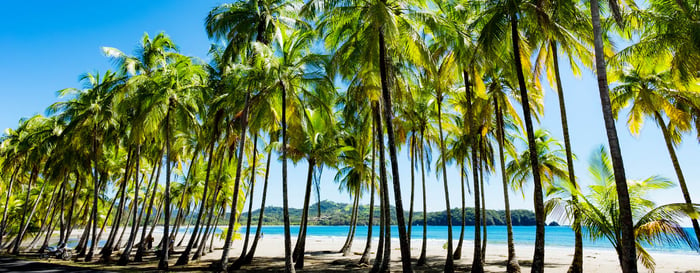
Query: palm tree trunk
xmin=158 ymin=107 xmax=172 ymax=270
xmin=377 ymin=29 xmax=413 ymax=273
xmin=293 ymin=160 xmax=315 ymax=268
xmin=244 ymin=148 xmax=273 ymax=264
xmin=496 ymin=96 xmax=521 ymax=273
xmin=453 ymin=160 xmax=466 ymax=260
xmin=0 ymin=166 xmax=19 ymax=248
xmin=29 ymin=185 xmax=60 ymax=249
xmin=175 ymin=112 xmax=221 ymax=266
xmin=195 ymin=150 xmax=227 ymax=261
xmin=119 ymin=144 xmax=142 ymax=265
xmin=177 ymin=206 xmax=192 ymax=247
xmin=480 ymin=151 xmax=487 ymax=260
xmin=40 ymin=182 xmax=65 ymax=252
xmin=114 ymin=198 xmax=135 ymax=251
xmin=417 ymin=130 xmax=428 ymax=266
xmin=465 ymin=69 xmax=484 ymax=273
xmin=147 ymin=197 xmax=164 ymax=243
xmin=359 ymin=125 xmax=377 ymax=266
xmin=370 ymin=101 xmax=389 ymax=273
xmin=589 ymin=1 xmax=637 ymax=272
xmin=12 ymin=166 xmax=36 ymax=255
xmin=102 ymin=147 xmax=133 ymax=261
xmin=280 ymin=81 xmax=296 ymax=273
xmin=341 ymin=190 xmax=360 ymax=257
xmin=550 ymin=42 xmax=583 ymax=273
xmin=135 ymin=152 xmax=163 ymax=262
xmin=171 ymin=148 xmax=200 ymax=241
xmin=14 ymin=168 xmax=44 ymax=255
xmin=408 ymin=133 xmax=416 ymax=250
xmin=654 ymin=111 xmax=700 ymax=244
xmin=63 ymin=171 xmax=84 ymax=248
xmin=96 ymin=187 xmax=120 ymax=252
xmin=436 ymin=91 xmax=455 ymax=273
xmin=359 ymin=185 xmax=375 ymax=265
xmin=86 ymin=126 xmax=101 ymax=262
xmin=338 ymin=187 xmax=357 ymax=254
xmin=231 ymin=134 xmax=259 ymax=269
xmin=510 ymin=13 xmax=546 ymax=273
xmin=219 ymin=86 xmax=251 ymax=270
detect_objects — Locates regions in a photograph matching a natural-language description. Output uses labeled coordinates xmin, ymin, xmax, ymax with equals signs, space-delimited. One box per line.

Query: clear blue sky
xmin=2 ymin=1 xmax=698 ymax=224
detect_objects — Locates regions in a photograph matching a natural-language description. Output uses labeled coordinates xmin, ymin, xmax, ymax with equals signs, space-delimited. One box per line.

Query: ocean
xmin=230 ymin=225 xmax=699 ymax=254
xmin=68 ymin=225 xmax=699 ymax=255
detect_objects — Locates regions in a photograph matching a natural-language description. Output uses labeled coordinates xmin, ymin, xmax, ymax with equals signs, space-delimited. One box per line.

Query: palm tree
xmin=588 ymin=0 xmax=638 ymax=270
xmin=529 ymin=1 xmax=593 ymax=270
xmin=474 ymin=0 xmax=548 ymax=269
xmin=425 ymin=47 xmax=459 ymax=271
xmin=547 ymin=146 xmax=700 ymax=273
xmin=609 ymin=61 xmax=700 ymax=245
xmin=49 ymin=71 xmax=123 ymax=262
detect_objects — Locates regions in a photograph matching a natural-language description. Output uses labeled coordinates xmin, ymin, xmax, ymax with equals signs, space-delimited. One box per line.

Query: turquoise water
xmin=230 ymin=225 xmax=699 ymax=254
xmin=68 ymin=225 xmax=698 ymax=255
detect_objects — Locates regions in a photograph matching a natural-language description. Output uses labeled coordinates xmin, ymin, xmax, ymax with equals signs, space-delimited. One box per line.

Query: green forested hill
xmin=235 ymin=200 xmax=536 ymax=226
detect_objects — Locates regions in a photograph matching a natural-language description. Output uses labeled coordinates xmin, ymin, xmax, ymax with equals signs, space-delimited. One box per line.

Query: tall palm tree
xmin=609 ymin=61 xmax=700 ymax=244
xmin=49 ymin=71 xmax=123 ymax=261
xmin=588 ymin=0 xmax=638 ymax=270
xmin=474 ymin=0 xmax=548 ymax=269
xmin=529 ymin=1 xmax=593 ymax=270
xmin=547 ymin=146 xmax=700 ymax=273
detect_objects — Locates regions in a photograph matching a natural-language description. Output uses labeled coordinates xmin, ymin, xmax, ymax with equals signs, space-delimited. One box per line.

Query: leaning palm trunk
xmin=589 ymin=1 xmax=637 ymax=272
xmin=293 ymin=160 xmax=316 ymax=269
xmin=480 ymin=153 xmax=487 ymax=260
xmin=453 ymin=160 xmax=466 ymax=260
xmin=550 ymin=43 xmax=583 ymax=273
xmin=101 ymin=148 xmax=134 ymax=261
xmin=14 ymin=173 xmax=45 ymax=254
xmin=370 ymin=101 xmax=391 ymax=273
xmin=465 ymin=70 xmax=484 ymax=273
xmin=280 ymin=81 xmax=296 ymax=273
xmin=40 ymin=184 xmax=66 ymax=252
xmin=86 ymin=127 xmax=101 ymax=262
xmin=495 ymin=96 xmax=521 ymax=273
xmin=175 ymin=113 xmax=221 ymax=266
xmin=195 ymin=152 xmax=227 ymax=261
xmin=171 ymin=148 xmax=200 ymax=241
xmin=407 ymin=134 xmax=416 ymax=250
xmin=0 ymin=166 xmax=19 ymax=248
xmin=231 ymin=134 xmax=259 ymax=269
xmin=63 ymin=171 xmax=84 ymax=248
xmin=219 ymin=87 xmax=251 ymax=270
xmin=654 ymin=111 xmax=700 ymax=244
xmin=12 ymin=166 xmax=37 ymax=255
xmin=417 ymin=130 xmax=429 ymax=266
xmin=359 ymin=127 xmax=377 ymax=265
xmin=436 ymin=89 xmax=455 ymax=273
xmin=244 ymin=148 xmax=273 ymax=264
xmin=377 ymin=29 xmax=413 ymax=273
xmin=135 ymin=152 xmax=163 ymax=262
xmin=30 ymin=184 xmax=60 ymax=249
xmin=340 ymin=190 xmax=360 ymax=257
xmin=158 ymin=107 xmax=173 ymax=270
xmin=119 ymin=144 xmax=143 ymax=265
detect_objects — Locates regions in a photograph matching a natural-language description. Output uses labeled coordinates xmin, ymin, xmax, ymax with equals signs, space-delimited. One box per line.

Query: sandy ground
xmin=9 ymin=227 xmax=700 ymax=273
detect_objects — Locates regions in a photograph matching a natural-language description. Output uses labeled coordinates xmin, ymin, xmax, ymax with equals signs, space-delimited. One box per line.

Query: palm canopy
xmin=609 ymin=59 xmax=700 ymax=138
xmin=548 ymin=146 xmax=700 ymax=272
xmin=506 ymin=129 xmax=568 ymax=194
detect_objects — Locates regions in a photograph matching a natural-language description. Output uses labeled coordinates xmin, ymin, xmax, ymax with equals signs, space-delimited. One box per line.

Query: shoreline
xmin=26 ymin=227 xmax=700 ymax=272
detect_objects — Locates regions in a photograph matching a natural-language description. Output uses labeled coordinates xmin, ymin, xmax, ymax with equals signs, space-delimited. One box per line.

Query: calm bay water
xmin=231 ymin=225 xmax=699 ymax=254
xmin=69 ymin=225 xmax=698 ymax=255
